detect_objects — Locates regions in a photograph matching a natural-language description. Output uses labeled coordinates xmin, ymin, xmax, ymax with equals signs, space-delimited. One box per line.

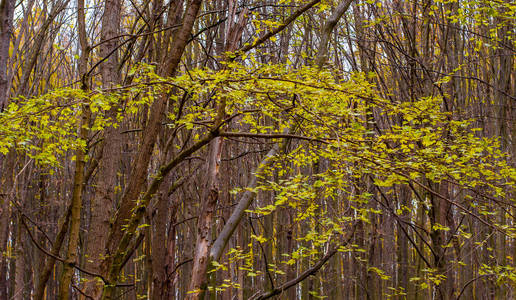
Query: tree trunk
xmin=0 ymin=0 xmax=14 ymax=110
xmin=150 ymin=180 xmax=170 ymax=299
xmin=101 ymin=3 xmax=204 ymax=298
xmin=12 ymin=219 xmax=25 ymax=300
xmin=82 ymin=0 xmax=122 ymax=297
xmin=0 ymin=1 xmax=15 ymax=297
xmin=188 ymin=137 xmax=224 ymax=299
xmin=57 ymin=0 xmax=91 ymax=295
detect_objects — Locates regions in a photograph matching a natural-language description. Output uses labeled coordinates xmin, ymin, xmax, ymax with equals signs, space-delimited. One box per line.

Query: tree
xmin=0 ymin=0 xmax=514 ymax=299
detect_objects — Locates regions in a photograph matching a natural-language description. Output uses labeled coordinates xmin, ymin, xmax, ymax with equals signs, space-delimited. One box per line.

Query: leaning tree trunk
xmin=100 ymin=2 xmax=204 ymax=299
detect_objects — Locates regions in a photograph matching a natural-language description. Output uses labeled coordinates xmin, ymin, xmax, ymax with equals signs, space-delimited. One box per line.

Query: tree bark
xmin=187 ymin=137 xmax=223 ymax=299
xmin=82 ymin=0 xmax=122 ymax=297
xmin=12 ymin=219 xmax=25 ymax=300
xmin=0 ymin=152 xmax=14 ymax=300
xmin=150 ymin=178 xmax=170 ymax=300
xmin=103 ymin=1 xmax=203 ymax=272
xmin=16 ymin=0 xmax=70 ymax=97
xmin=315 ymin=0 xmax=354 ymax=67
xmin=57 ymin=0 xmax=91 ymax=296
xmin=0 ymin=1 xmax=15 ymax=296
xmin=0 ymin=0 xmax=14 ymax=111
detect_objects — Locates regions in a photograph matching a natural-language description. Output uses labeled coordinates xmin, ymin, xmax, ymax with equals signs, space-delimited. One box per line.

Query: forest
xmin=0 ymin=0 xmax=514 ymax=299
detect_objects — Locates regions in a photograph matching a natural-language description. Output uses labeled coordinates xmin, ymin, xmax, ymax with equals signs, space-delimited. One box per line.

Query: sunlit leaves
xmin=0 ymin=65 xmax=158 ymax=167
xmin=2 ymin=52 xmax=515 ymax=294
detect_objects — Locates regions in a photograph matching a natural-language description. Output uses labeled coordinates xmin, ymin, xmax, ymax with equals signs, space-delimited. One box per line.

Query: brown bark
xmin=315 ymin=0 xmax=354 ymax=67
xmin=57 ymin=0 xmax=91 ymax=296
xmin=57 ymin=98 xmax=91 ymax=300
xmin=0 ymin=1 xmax=15 ymax=296
xmin=82 ymin=0 xmax=122 ymax=298
xmin=150 ymin=177 xmax=171 ymax=300
xmin=12 ymin=218 xmax=25 ymax=300
xmin=164 ymin=198 xmax=180 ymax=299
xmin=34 ymin=204 xmax=72 ymax=300
xmin=0 ymin=152 xmax=14 ymax=300
xmin=16 ymin=0 xmax=70 ymax=97
xmin=187 ymin=6 xmax=249 ymax=297
xmin=396 ymin=185 xmax=410 ymax=293
xmin=101 ymin=131 xmax=216 ymax=299
xmin=104 ymin=0 xmax=203 ymax=268
xmin=0 ymin=0 xmax=14 ymax=111
xmin=187 ymin=137 xmax=224 ymax=299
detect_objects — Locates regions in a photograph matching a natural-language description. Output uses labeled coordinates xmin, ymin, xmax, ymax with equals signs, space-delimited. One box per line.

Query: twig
xmin=456 ymin=274 xmax=495 ymax=299
xmin=250 ymin=223 xmax=357 ymax=300
xmin=21 ymin=216 xmax=108 ymax=283
xmin=169 ymin=258 xmax=193 ymax=277
xmin=71 ymin=284 xmax=94 ymax=300
xmin=237 ymin=0 xmax=321 ymax=54
xmin=219 ymin=132 xmax=329 ymax=144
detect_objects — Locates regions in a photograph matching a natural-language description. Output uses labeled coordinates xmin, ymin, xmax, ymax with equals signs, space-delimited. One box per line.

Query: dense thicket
xmin=0 ymin=0 xmax=514 ymax=299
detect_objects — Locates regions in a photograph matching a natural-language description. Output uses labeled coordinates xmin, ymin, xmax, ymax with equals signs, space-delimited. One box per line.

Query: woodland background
xmin=0 ymin=0 xmax=515 ymax=299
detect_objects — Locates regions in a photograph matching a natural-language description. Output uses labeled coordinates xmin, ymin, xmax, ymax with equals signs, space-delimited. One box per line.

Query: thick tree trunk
xmin=82 ymin=0 xmax=122 ymax=298
xmin=188 ymin=137 xmax=224 ymax=299
xmin=101 ymin=4 xmax=204 ymax=298
xmin=104 ymin=0 xmax=203 ymax=263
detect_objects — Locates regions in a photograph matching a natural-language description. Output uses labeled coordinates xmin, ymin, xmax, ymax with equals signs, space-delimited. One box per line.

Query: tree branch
xmin=237 ymin=0 xmax=321 ymax=54
xmin=219 ymin=132 xmax=329 ymax=144
xmin=250 ymin=223 xmax=357 ymax=300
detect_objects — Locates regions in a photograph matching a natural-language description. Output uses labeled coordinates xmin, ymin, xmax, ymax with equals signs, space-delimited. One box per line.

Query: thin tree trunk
xmin=0 ymin=0 xmax=14 ymax=110
xmin=0 ymin=152 xmax=14 ymax=300
xmin=0 ymin=1 xmax=15 ymax=297
xmin=57 ymin=102 xmax=91 ymax=300
xmin=183 ymin=4 xmax=248 ymax=298
xmin=151 ymin=180 xmax=170 ymax=299
xmin=57 ymin=0 xmax=91 ymax=296
xmin=16 ymin=0 xmax=70 ymax=97
xmin=12 ymin=219 xmax=25 ymax=300
xmin=397 ymin=185 xmax=410 ymax=294
xmin=34 ymin=205 xmax=72 ymax=300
